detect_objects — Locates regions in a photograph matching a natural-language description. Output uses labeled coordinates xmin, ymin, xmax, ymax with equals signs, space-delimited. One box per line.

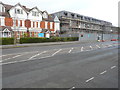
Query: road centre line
xmin=100 ymin=70 xmax=107 ymax=75
xmin=52 ymin=49 xmax=62 ymax=56
xmin=111 ymin=66 xmax=116 ymax=69
xmin=29 ymin=51 xmax=47 ymax=60
xmin=68 ymin=48 xmax=74 ymax=53
xmin=86 ymin=77 xmax=94 ymax=83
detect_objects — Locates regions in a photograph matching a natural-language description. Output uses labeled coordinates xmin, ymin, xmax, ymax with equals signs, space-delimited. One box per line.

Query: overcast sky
xmin=1 ymin=0 xmax=119 ymax=26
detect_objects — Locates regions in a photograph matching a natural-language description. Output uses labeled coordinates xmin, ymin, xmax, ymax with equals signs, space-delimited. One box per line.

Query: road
xmin=1 ymin=41 xmax=119 ymax=88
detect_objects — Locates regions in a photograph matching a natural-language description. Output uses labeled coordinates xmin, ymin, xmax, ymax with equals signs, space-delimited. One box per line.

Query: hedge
xmin=20 ymin=37 xmax=79 ymax=44
xmin=0 ymin=38 xmax=14 ymax=45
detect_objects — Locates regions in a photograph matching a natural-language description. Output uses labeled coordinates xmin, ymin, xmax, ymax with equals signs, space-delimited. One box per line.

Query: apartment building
xmin=51 ymin=11 xmax=118 ymax=41
xmin=0 ymin=2 xmax=60 ymax=38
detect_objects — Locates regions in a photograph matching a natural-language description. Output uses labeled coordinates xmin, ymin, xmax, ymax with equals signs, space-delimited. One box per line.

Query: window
xmin=20 ymin=20 xmax=22 ymax=26
xmin=0 ymin=6 xmax=5 ymax=12
xmin=64 ymin=12 xmax=68 ymax=16
xmin=32 ymin=11 xmax=39 ymax=16
xmin=2 ymin=7 xmax=5 ymax=12
xmin=71 ymin=13 xmax=74 ymax=18
xmin=15 ymin=8 xmax=23 ymax=14
xmin=33 ymin=22 xmax=35 ymax=27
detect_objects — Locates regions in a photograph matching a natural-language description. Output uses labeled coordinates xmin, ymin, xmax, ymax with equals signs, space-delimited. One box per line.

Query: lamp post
xmin=101 ymin=25 xmax=105 ymax=42
xmin=110 ymin=29 xmax=113 ymax=40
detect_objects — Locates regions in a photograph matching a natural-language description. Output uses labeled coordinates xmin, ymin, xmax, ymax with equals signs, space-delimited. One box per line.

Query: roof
xmin=0 ymin=2 xmax=54 ymax=22
xmin=0 ymin=26 xmax=12 ymax=31
xmin=0 ymin=2 xmax=13 ymax=17
xmin=42 ymin=14 xmax=54 ymax=22
xmin=51 ymin=10 xmax=112 ymax=25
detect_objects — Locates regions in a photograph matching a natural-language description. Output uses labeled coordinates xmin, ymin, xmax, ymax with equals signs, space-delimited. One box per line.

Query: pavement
xmin=1 ymin=41 xmax=98 ymax=49
xmin=1 ymin=41 xmax=119 ymax=88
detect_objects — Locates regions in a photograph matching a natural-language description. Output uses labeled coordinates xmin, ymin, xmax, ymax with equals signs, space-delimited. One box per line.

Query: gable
xmin=54 ymin=16 xmax=60 ymax=22
xmin=3 ymin=28 xmax=11 ymax=32
xmin=0 ymin=3 xmax=5 ymax=12
xmin=43 ymin=12 xmax=48 ymax=18
xmin=9 ymin=4 xmax=27 ymax=14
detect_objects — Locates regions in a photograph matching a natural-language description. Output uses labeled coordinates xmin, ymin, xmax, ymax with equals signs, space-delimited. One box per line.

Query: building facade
xmin=0 ymin=2 xmax=60 ymax=38
xmin=51 ymin=11 xmax=118 ymax=41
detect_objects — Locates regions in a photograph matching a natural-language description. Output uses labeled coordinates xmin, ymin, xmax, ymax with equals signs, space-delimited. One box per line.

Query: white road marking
xmin=68 ymin=48 xmax=73 ymax=53
xmin=85 ymin=50 xmax=91 ymax=51
xmin=81 ymin=47 xmax=84 ymax=51
xmin=1 ymin=55 xmax=52 ymax=65
xmin=29 ymin=51 xmax=47 ymax=60
xmin=96 ymin=45 xmax=100 ymax=48
xmin=69 ymin=87 xmax=75 ymax=90
xmin=102 ymin=44 xmax=106 ymax=48
xmin=1 ymin=51 xmax=39 ymax=57
xmin=107 ymin=45 xmax=113 ymax=47
xmin=100 ymin=70 xmax=107 ymax=75
xmin=111 ymin=66 xmax=116 ymax=69
xmin=86 ymin=77 xmax=94 ymax=83
xmin=3 ymin=54 xmax=23 ymax=62
xmin=90 ymin=46 xmax=92 ymax=49
xmin=52 ymin=49 xmax=62 ymax=56
xmin=3 ymin=58 xmax=11 ymax=61
xmin=12 ymin=55 xmax=22 ymax=58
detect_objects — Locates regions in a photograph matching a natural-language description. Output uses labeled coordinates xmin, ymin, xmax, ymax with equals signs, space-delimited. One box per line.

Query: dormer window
xmin=43 ymin=12 xmax=48 ymax=18
xmin=71 ymin=13 xmax=74 ymax=18
xmin=15 ymin=8 xmax=23 ymax=14
xmin=64 ymin=12 xmax=68 ymax=16
xmin=32 ymin=11 xmax=39 ymax=16
xmin=0 ymin=6 xmax=5 ymax=12
xmin=77 ymin=15 xmax=80 ymax=17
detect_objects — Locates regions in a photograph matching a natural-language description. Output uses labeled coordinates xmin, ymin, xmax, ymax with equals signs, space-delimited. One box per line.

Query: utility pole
xmin=13 ymin=17 xmax=17 ymax=45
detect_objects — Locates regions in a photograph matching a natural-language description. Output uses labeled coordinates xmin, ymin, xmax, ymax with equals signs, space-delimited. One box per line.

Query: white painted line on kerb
xmin=96 ymin=45 xmax=100 ymax=48
xmin=111 ymin=66 xmax=116 ymax=69
xmin=68 ymin=48 xmax=73 ymax=53
xmin=52 ymin=49 xmax=62 ymax=56
xmin=81 ymin=47 xmax=83 ymax=51
xmin=29 ymin=51 xmax=47 ymax=60
xmin=100 ymin=70 xmax=107 ymax=75
xmin=86 ymin=77 xmax=94 ymax=83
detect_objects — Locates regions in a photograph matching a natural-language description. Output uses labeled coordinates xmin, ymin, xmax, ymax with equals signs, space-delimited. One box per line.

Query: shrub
xmin=20 ymin=37 xmax=79 ymax=44
xmin=1 ymin=38 xmax=14 ymax=45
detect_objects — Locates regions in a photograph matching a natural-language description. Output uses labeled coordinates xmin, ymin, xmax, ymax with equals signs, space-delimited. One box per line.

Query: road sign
xmin=38 ymin=33 xmax=44 ymax=37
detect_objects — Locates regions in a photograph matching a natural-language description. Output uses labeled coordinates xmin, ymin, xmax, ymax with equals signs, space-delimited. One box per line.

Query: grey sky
xmin=1 ymin=0 xmax=119 ymax=26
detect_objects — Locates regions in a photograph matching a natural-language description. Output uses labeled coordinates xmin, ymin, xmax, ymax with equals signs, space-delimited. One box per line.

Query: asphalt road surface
xmin=1 ymin=41 xmax=119 ymax=88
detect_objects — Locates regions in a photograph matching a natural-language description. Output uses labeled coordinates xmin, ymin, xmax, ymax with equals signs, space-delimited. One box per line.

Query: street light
xmin=110 ymin=29 xmax=113 ymax=40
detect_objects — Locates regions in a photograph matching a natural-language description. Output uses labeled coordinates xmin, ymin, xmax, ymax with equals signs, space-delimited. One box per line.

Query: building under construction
xmin=51 ymin=10 xmax=118 ymax=41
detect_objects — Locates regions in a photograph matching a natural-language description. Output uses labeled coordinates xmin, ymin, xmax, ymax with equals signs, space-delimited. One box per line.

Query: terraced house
xmin=51 ymin=11 xmax=118 ymax=41
xmin=0 ymin=2 xmax=60 ymax=38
